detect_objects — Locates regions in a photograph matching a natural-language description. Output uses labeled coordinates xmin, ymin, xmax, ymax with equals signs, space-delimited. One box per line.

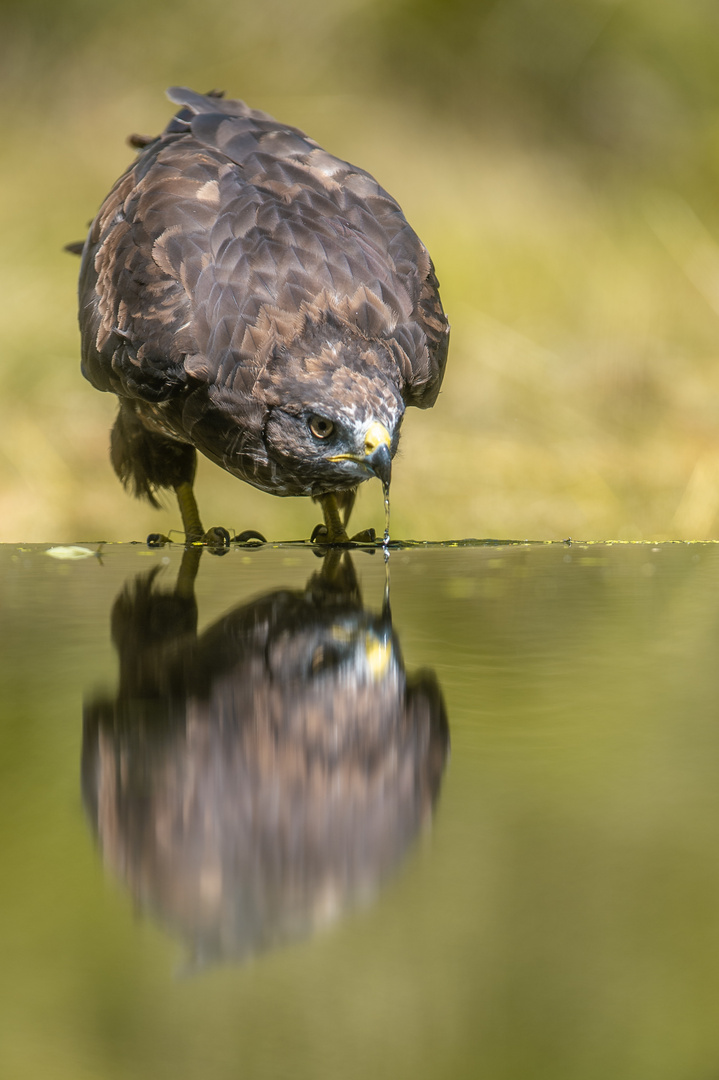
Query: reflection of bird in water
xmin=82 ymin=551 xmax=448 ymax=967
xmin=75 ymin=87 xmax=450 ymax=544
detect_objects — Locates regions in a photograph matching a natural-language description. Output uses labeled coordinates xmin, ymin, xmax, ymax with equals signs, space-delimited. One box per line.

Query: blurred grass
xmin=3 ymin=0 xmax=719 ymax=540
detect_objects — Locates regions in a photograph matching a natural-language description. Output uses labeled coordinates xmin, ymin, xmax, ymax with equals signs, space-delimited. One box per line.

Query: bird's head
xmin=258 ymin=338 xmax=405 ymax=496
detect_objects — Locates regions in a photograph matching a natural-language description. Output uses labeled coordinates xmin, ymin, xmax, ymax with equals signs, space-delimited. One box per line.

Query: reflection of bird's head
xmin=258 ymin=328 xmax=404 ymax=495
xmin=305 ymin=617 xmax=395 ymax=686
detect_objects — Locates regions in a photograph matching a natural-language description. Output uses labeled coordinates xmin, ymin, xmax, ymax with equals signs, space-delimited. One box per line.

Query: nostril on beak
xmin=364 ymin=421 xmax=391 ymax=456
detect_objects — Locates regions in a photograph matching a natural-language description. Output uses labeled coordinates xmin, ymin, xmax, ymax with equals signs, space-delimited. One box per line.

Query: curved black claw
xmin=201 ymin=526 xmax=232 ymax=554
xmin=350 ymin=527 xmax=376 ymax=544
xmin=147 ymin=532 xmax=171 ymax=548
xmin=311 ymin=523 xmax=330 ymax=544
xmin=311 ymin=523 xmax=376 ymax=547
xmin=311 ymin=522 xmax=355 ymax=546
xmin=232 ymin=529 xmax=266 ymax=545
xmin=310 ymin=526 xmax=350 ymax=550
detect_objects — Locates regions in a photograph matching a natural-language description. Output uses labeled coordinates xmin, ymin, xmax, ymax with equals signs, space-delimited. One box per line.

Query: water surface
xmin=3 ymin=540 xmax=719 ymax=1079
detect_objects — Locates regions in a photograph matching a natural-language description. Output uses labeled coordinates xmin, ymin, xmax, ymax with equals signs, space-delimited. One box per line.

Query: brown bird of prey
xmin=77 ymin=87 xmax=449 ymax=544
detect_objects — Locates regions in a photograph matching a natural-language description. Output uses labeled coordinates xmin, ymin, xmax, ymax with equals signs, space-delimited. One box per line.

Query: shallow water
xmin=3 ymin=539 xmax=719 ymax=1079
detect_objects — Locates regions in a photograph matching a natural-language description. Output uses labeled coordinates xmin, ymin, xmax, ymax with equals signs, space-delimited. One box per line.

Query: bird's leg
xmin=337 ymin=487 xmax=378 ymax=543
xmin=175 ymin=480 xmax=204 ymax=541
xmin=313 ymin=489 xmax=377 ymax=545
xmin=316 ymin=493 xmax=349 ymax=544
xmin=174 ymin=481 xmax=231 ymax=549
xmin=110 ymin=405 xmax=239 ymax=549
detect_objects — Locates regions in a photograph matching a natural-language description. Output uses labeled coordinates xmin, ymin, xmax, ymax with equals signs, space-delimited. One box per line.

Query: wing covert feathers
xmin=79 ymin=87 xmax=448 ymax=412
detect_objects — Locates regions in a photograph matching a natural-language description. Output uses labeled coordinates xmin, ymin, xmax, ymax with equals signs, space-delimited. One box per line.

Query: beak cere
xmin=328 ymin=420 xmax=393 ymax=484
xmin=363 ymin=421 xmax=392 ymax=486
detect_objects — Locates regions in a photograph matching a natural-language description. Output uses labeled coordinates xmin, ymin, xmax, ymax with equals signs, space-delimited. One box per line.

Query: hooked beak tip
xmin=328 ymin=421 xmax=394 ymax=483
xmin=365 ymin=442 xmax=392 ymax=486
xmin=363 ymin=421 xmax=392 ymax=485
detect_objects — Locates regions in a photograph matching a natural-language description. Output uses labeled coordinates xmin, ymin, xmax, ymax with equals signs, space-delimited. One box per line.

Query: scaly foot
xmin=146 ymin=527 xmax=231 ymax=552
xmin=310 ymin=523 xmax=376 ymax=545
xmin=200 ymin=526 xmax=231 ymax=552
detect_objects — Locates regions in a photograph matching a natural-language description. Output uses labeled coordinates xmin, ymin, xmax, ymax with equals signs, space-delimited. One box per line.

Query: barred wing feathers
xmin=79 ymin=88 xmax=449 ymax=420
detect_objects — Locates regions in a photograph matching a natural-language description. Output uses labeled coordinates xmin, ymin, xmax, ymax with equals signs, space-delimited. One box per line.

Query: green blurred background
xmin=3 ymin=0 xmax=719 ymax=542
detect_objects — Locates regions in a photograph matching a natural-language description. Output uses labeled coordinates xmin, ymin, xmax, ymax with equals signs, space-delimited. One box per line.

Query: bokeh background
xmin=3 ymin=0 xmax=719 ymax=542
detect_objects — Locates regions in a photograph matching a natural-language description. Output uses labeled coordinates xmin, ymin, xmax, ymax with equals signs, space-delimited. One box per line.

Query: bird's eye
xmin=308 ymin=415 xmax=335 ymax=440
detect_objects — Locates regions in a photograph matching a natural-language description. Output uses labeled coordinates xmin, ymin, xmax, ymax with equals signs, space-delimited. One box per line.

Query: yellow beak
xmin=328 ymin=422 xmax=393 ymax=485
xmin=363 ymin=421 xmax=391 ymax=455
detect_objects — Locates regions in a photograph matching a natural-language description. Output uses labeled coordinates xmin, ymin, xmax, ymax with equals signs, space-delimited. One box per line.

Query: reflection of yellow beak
xmin=365 ymin=632 xmax=392 ymax=679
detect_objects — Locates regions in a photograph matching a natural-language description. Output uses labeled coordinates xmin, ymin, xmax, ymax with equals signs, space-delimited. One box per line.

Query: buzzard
xmin=77 ymin=88 xmax=449 ymax=544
